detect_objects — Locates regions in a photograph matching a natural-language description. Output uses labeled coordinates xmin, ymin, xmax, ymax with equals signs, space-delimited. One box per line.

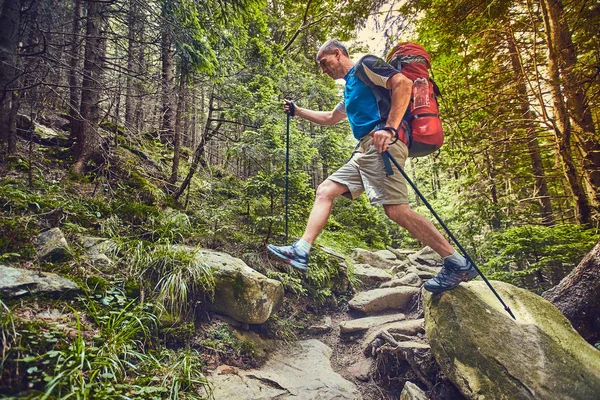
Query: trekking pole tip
xmin=506 ymin=306 xmax=516 ymax=320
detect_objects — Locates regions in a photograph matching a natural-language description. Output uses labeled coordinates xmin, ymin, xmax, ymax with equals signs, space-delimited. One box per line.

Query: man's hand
xmin=372 ymin=129 xmax=395 ymax=153
xmin=284 ymin=99 xmax=296 ymax=116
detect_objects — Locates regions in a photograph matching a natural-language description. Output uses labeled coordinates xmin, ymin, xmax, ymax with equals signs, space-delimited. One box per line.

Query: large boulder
xmin=424 ymin=280 xmax=600 ymax=400
xmin=349 ymin=286 xmax=420 ymax=314
xmin=209 ymin=339 xmax=361 ymax=399
xmin=0 ymin=264 xmax=80 ymax=298
xmin=37 ymin=228 xmax=71 ymax=262
xmin=200 ymin=249 xmax=283 ymax=324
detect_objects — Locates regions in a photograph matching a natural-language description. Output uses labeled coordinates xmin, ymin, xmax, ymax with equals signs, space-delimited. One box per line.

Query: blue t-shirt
xmin=335 ymin=56 xmax=400 ymax=140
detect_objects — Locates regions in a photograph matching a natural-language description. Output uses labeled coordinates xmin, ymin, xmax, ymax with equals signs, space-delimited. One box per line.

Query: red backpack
xmin=386 ymin=42 xmax=444 ymax=157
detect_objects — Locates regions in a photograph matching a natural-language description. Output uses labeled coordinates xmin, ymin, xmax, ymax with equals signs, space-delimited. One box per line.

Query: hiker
xmin=267 ymin=40 xmax=477 ymax=293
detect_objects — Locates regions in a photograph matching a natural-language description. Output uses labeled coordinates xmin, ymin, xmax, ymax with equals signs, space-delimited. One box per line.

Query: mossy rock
xmin=196 ymin=249 xmax=284 ymax=324
xmin=424 ymin=281 xmax=600 ymax=400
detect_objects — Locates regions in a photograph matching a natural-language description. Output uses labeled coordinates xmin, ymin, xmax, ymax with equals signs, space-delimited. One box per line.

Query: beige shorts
xmin=328 ymin=136 xmax=409 ymax=206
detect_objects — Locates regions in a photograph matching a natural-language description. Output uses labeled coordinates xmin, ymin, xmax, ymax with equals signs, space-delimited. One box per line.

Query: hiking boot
xmin=423 ymin=258 xmax=478 ymax=294
xmin=267 ymin=242 xmax=309 ymax=271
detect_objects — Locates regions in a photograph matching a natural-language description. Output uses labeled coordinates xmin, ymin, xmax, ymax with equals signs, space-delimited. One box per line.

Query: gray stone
xmin=407 ymin=265 xmax=438 ymax=280
xmin=408 ymin=246 xmax=442 ymax=267
xmin=400 ymin=381 xmax=428 ymax=400
xmin=0 ymin=264 xmax=80 ymax=298
xmin=390 ymin=261 xmax=410 ymax=274
xmin=349 ymin=286 xmax=420 ymax=314
xmin=339 ymin=313 xmax=406 ymax=334
xmin=209 ymin=339 xmax=361 ymax=399
xmin=307 ymin=316 xmax=332 ymax=335
xmin=197 ymin=249 xmax=284 ymax=324
xmin=386 ymin=247 xmax=416 ymax=260
xmin=380 ymin=273 xmax=422 ymax=288
xmin=351 ymin=248 xmax=403 ymax=270
xmin=353 ymin=264 xmax=392 ymax=287
xmin=347 ymin=356 xmax=373 ymax=382
xmin=374 ymin=249 xmax=398 ymax=261
xmin=37 ymin=228 xmax=71 ymax=262
xmin=80 ymin=236 xmax=118 ymax=268
xmin=424 ymin=281 xmax=600 ymax=400
xmin=80 ymin=236 xmax=117 ymax=256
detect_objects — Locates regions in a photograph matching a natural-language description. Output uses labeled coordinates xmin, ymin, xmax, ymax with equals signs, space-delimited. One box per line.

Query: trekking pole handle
xmin=284 ymin=97 xmax=295 ymax=117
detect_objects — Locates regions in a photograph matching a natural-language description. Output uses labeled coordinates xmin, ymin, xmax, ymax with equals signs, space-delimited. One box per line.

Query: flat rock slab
xmin=340 ymin=313 xmax=406 ymax=334
xmin=0 ymin=264 xmax=80 ymax=298
xmin=373 ymin=250 xmax=398 ymax=261
xmin=209 ymin=339 xmax=361 ymax=399
xmin=353 ymin=264 xmax=392 ymax=287
xmin=381 ymin=272 xmax=422 ymax=288
xmin=349 ymin=286 xmax=420 ymax=314
xmin=351 ymin=248 xmax=403 ymax=270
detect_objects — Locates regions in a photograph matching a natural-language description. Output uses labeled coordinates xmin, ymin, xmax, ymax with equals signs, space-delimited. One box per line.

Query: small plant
xmin=128 ymin=241 xmax=215 ymax=319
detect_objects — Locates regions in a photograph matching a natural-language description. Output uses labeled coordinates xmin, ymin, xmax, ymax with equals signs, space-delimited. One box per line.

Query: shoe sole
xmin=267 ymin=245 xmax=308 ymax=272
xmin=423 ymin=268 xmax=479 ymax=294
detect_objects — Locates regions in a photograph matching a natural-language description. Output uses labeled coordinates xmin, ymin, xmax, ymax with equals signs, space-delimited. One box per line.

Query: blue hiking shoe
xmin=267 ymin=242 xmax=309 ymax=271
xmin=423 ymin=258 xmax=479 ymax=294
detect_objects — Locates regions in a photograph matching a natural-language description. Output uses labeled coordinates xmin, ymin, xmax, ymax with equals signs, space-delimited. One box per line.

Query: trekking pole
xmin=383 ymin=150 xmax=516 ymax=320
xmin=284 ymin=98 xmax=295 ymax=242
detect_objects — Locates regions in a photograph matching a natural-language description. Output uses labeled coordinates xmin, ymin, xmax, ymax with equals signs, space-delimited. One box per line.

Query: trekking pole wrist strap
xmin=381 ymin=126 xmax=399 ymax=145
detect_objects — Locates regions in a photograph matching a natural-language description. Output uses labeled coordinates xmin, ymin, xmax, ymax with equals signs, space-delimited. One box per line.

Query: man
xmin=267 ymin=40 xmax=477 ymax=293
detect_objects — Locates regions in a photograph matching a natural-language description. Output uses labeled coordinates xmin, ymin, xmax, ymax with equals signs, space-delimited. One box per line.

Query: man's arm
xmin=372 ymin=73 xmax=413 ymax=153
xmin=285 ymin=99 xmax=346 ymax=126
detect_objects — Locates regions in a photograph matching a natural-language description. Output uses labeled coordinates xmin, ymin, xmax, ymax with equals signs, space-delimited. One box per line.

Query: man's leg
xmin=301 ymin=179 xmax=349 ymax=244
xmin=383 ymin=204 xmax=453 ymax=257
xmin=383 ymin=204 xmax=478 ymax=293
xmin=267 ymin=179 xmax=349 ymax=270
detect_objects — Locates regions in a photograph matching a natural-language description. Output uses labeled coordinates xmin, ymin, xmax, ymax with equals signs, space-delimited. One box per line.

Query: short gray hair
xmin=317 ymin=40 xmax=349 ymax=60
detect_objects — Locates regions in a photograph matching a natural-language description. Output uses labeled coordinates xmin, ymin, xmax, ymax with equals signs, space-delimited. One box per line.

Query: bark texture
xmin=542 ymin=240 xmax=600 ymax=344
xmin=72 ymin=0 xmax=107 ymax=174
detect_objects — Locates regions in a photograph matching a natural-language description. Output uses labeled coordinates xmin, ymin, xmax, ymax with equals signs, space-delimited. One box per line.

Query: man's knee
xmin=316 ymin=180 xmax=345 ymax=201
xmin=384 ymin=203 xmax=412 ymax=220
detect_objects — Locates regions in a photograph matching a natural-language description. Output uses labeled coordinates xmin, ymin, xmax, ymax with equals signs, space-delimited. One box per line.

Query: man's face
xmin=317 ymin=50 xmax=342 ymax=79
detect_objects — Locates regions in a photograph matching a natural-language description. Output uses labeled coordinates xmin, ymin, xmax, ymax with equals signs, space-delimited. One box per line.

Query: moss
xmin=124 ymin=278 xmax=141 ymax=299
xmin=0 ymin=218 xmax=36 ymax=260
xmin=86 ymin=276 xmax=110 ymax=294
xmin=160 ymin=321 xmax=196 ymax=348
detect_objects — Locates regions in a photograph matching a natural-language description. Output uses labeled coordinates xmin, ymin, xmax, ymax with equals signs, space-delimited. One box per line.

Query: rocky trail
xmin=210 ymin=246 xmax=451 ymax=400
xmin=4 ymin=229 xmax=600 ymax=399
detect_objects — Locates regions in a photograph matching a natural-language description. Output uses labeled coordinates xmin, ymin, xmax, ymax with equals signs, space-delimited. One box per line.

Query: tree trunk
xmin=174 ymin=90 xmax=221 ymax=200
xmin=170 ymin=77 xmax=185 ymax=184
xmin=68 ymin=0 xmax=83 ymax=130
xmin=124 ymin=0 xmax=140 ymax=132
xmin=542 ymin=240 xmax=600 ymax=345
xmin=160 ymin=14 xmax=175 ymax=144
xmin=72 ymin=0 xmax=107 ymax=174
xmin=0 ymin=0 xmax=21 ymax=153
xmin=539 ymin=0 xmax=592 ymax=225
xmin=506 ymin=29 xmax=554 ymax=225
xmin=540 ymin=0 xmax=600 ymax=211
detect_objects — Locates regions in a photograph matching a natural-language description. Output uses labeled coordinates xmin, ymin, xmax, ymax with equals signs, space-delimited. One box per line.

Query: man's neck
xmin=341 ymin=59 xmax=355 ymax=79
